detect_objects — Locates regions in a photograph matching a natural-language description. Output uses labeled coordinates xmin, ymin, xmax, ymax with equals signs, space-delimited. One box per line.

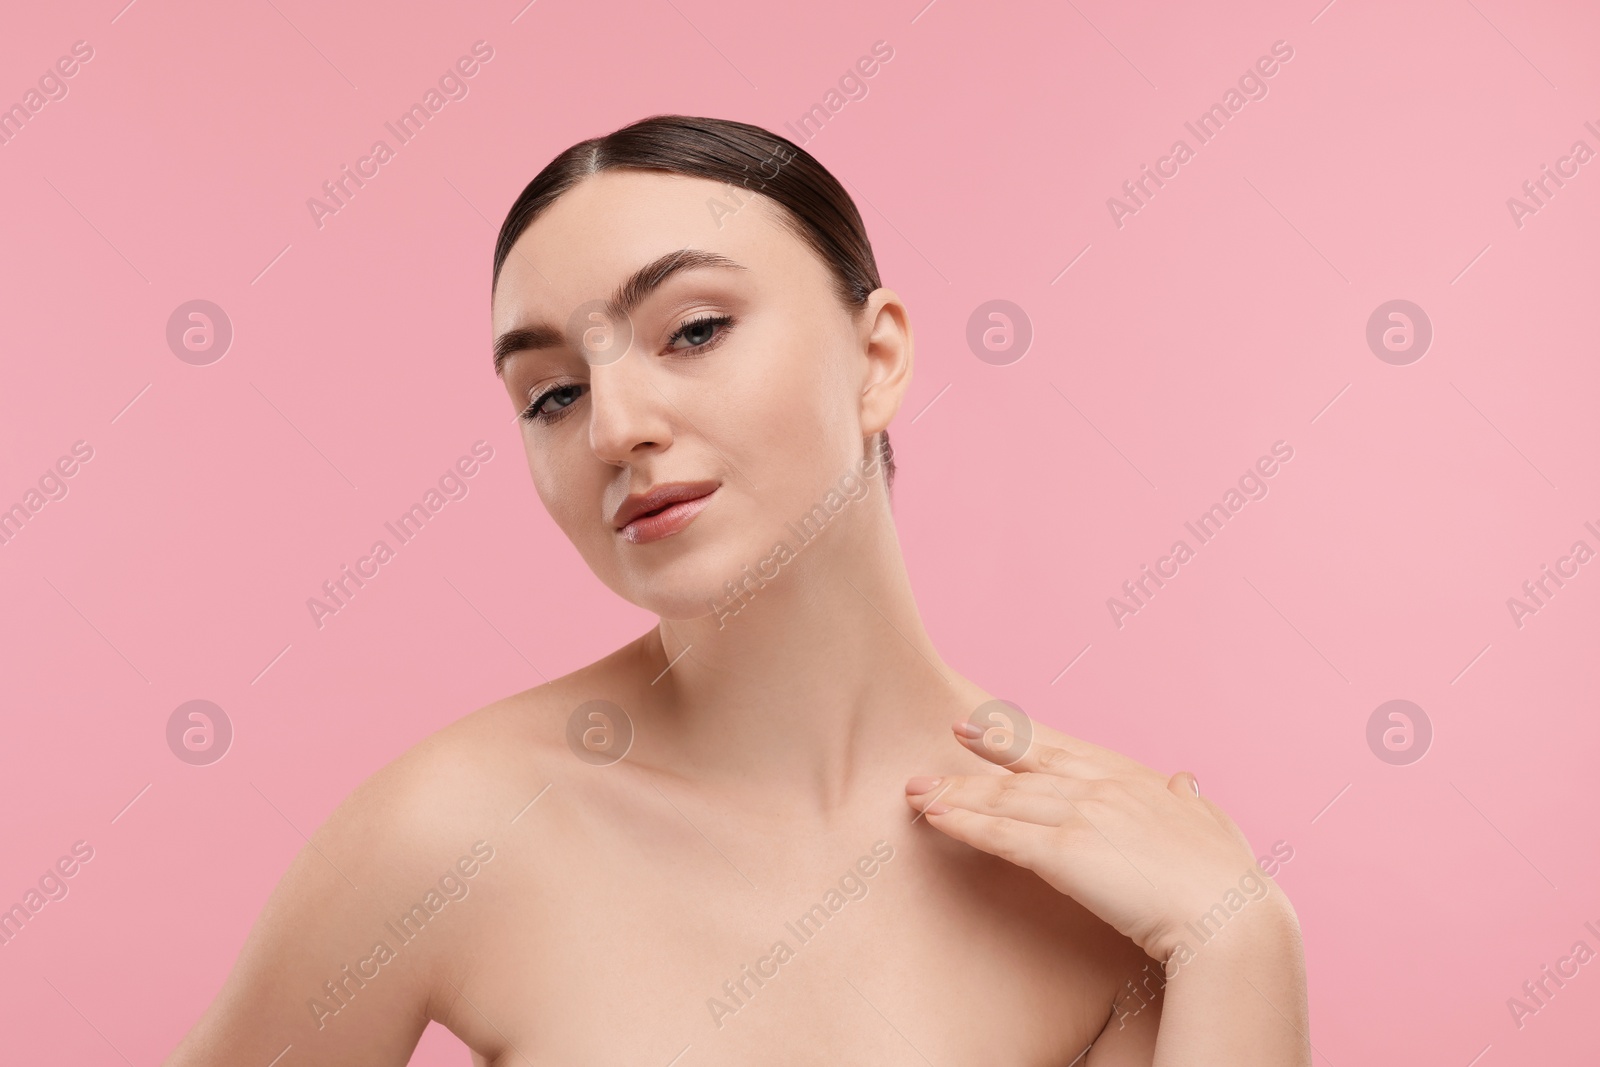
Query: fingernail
xmin=905 ymin=776 xmax=942 ymax=795
xmin=924 ymin=801 xmax=952 ymax=815
xmin=1190 ymin=777 xmax=1200 ymax=798
xmin=952 ymin=721 xmax=983 ymax=740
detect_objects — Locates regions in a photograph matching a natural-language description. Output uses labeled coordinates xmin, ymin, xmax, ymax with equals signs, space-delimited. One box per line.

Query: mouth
xmin=613 ymin=481 xmax=720 ymax=545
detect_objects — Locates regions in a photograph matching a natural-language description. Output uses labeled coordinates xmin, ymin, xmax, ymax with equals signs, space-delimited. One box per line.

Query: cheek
xmin=526 ymin=440 xmax=600 ymax=544
xmin=716 ymin=324 xmax=854 ymax=476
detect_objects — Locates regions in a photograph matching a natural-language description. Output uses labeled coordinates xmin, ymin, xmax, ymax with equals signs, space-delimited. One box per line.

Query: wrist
xmin=1156 ymin=887 xmax=1300 ymax=975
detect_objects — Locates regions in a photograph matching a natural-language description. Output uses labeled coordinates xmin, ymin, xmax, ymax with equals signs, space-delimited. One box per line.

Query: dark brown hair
xmin=491 ymin=113 xmax=895 ymax=491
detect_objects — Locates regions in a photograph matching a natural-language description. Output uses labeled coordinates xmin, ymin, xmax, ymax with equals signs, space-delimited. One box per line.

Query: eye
xmin=666 ymin=313 xmax=734 ymax=353
xmin=520 ymin=383 xmax=585 ymax=424
xmin=517 ymin=314 xmax=735 ymax=427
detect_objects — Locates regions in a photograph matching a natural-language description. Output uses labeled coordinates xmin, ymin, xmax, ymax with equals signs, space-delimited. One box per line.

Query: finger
xmin=1166 ymin=771 xmax=1200 ymax=800
xmin=1019 ymin=716 xmax=1151 ymax=773
xmin=904 ymin=775 xmax=1071 ymax=826
xmin=953 ymin=707 xmax=1152 ymax=779
xmin=911 ymin=770 xmax=1093 ymax=800
xmin=954 ymin=720 xmax=1120 ymax=780
xmin=913 ymin=803 xmax=1044 ymax=870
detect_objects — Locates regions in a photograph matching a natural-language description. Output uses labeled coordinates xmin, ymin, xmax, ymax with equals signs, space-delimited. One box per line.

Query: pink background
xmin=2 ymin=0 xmax=1597 ymax=1062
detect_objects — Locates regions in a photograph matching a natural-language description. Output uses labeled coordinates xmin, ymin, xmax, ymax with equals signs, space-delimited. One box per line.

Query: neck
xmin=639 ymin=491 xmax=980 ymax=816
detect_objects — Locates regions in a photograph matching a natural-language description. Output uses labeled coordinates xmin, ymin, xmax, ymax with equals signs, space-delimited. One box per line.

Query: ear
xmin=857 ymin=287 xmax=913 ymax=437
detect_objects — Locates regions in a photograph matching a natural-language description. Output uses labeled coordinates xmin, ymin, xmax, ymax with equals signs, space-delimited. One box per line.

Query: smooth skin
xmin=163 ymin=168 xmax=1308 ymax=1065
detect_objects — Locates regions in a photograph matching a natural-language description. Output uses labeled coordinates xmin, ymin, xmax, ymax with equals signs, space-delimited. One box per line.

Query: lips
xmin=612 ymin=480 xmax=720 ymax=532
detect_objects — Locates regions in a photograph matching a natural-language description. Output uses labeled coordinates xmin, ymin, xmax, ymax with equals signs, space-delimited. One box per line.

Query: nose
xmin=586 ymin=353 xmax=672 ymax=465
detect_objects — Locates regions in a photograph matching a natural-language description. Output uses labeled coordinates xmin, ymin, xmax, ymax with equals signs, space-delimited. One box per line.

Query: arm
xmin=1145 ymin=890 xmax=1308 ymax=1066
xmin=904 ymin=718 xmax=1311 ymax=1066
xmin=1076 ymin=900 xmax=1308 ymax=1067
xmin=163 ymin=757 xmax=462 ymax=1066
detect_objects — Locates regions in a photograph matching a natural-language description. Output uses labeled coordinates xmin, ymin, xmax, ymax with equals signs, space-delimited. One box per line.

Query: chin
xmin=605 ymin=538 xmax=770 ymax=622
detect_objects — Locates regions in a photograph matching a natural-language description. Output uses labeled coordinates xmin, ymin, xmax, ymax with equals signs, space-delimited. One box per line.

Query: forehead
xmin=491 ymin=169 xmax=814 ymax=331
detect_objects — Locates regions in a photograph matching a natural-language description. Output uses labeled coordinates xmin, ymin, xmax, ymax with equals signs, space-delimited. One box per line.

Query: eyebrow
xmin=492 ymin=248 xmax=748 ymax=375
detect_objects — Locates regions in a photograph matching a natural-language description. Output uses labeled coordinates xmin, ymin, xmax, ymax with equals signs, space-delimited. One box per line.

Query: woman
xmin=165 ymin=114 xmax=1308 ymax=1066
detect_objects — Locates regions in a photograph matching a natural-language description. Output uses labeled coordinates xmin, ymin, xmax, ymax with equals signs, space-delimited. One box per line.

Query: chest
xmin=444 ymin=809 xmax=1123 ymax=1065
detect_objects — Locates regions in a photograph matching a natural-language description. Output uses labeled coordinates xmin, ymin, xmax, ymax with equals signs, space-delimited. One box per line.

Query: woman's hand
xmin=903 ymin=709 xmax=1295 ymax=966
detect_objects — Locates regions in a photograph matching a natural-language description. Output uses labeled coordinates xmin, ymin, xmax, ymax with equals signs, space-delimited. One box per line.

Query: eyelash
xmin=518 ymin=313 xmax=735 ymax=425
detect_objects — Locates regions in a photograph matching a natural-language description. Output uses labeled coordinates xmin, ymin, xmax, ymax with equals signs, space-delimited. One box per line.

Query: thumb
xmin=1167 ymin=770 xmax=1200 ymax=800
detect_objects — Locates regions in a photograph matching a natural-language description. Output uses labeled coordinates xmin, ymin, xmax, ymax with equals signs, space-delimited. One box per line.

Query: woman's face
xmin=491 ymin=168 xmax=904 ymax=619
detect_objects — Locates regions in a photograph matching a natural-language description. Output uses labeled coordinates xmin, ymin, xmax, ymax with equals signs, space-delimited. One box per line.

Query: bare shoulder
xmin=344 ymin=683 xmax=568 ymax=834
xmin=163 ymin=644 xmax=643 ymax=1067
xmin=340 ymin=632 xmax=657 ymax=842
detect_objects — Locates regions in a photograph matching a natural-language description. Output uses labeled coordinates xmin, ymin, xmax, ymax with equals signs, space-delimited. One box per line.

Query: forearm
xmin=1150 ymin=897 xmax=1311 ymax=1067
